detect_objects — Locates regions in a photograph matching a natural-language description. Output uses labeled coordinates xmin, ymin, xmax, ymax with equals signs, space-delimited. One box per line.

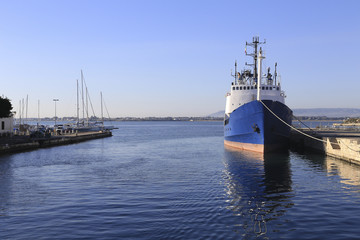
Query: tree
xmin=0 ymin=96 xmax=13 ymax=118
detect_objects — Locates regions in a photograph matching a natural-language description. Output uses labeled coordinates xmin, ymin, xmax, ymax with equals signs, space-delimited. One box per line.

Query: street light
xmin=53 ymin=99 xmax=59 ymax=126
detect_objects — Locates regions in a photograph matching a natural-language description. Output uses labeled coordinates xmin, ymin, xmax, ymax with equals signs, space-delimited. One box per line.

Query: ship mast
xmin=245 ymin=36 xmax=265 ymax=84
xmin=231 ymin=61 xmax=238 ymax=84
xmin=274 ymin=62 xmax=277 ymax=86
xmin=245 ymin=37 xmax=258 ymax=80
xmin=257 ymin=47 xmax=265 ymax=101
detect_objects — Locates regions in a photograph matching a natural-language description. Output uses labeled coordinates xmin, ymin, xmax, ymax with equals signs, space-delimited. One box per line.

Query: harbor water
xmin=1 ymin=121 xmax=360 ymax=239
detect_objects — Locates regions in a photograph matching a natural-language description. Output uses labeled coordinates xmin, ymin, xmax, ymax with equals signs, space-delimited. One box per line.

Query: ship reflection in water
xmin=222 ymin=145 xmax=360 ymax=239
xmin=222 ymin=146 xmax=293 ymax=239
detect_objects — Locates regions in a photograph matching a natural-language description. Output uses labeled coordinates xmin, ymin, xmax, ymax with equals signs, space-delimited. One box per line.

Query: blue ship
xmin=224 ymin=37 xmax=292 ymax=153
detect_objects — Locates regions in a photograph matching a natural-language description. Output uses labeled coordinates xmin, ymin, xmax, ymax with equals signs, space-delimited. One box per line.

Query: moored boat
xmin=224 ymin=37 xmax=292 ymax=153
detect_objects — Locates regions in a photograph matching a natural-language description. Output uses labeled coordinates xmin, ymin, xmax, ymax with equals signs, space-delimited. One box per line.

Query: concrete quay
xmin=290 ymin=129 xmax=360 ymax=165
xmin=0 ymin=131 xmax=112 ymax=155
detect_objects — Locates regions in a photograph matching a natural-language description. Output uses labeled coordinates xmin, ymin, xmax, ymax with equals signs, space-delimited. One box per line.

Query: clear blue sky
xmin=0 ymin=0 xmax=359 ymax=118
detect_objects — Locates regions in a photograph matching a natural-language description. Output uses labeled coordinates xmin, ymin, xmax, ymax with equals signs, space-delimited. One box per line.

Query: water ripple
xmin=2 ymin=122 xmax=360 ymax=239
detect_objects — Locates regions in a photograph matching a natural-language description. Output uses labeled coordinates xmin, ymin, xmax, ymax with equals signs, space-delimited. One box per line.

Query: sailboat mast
xmin=81 ymin=70 xmax=85 ymax=125
xmin=101 ymin=91 xmax=104 ymax=129
xmin=77 ymin=79 xmax=79 ymax=127
xmin=25 ymin=95 xmax=28 ymax=124
xmin=19 ymin=100 xmax=22 ymax=128
xmin=37 ymin=100 xmax=40 ymax=128
xmin=22 ymin=98 xmax=24 ymax=125
xmin=86 ymin=86 xmax=89 ymax=126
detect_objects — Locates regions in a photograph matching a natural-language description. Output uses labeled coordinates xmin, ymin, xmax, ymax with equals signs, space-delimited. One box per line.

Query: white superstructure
xmin=225 ymin=83 xmax=285 ymax=115
xmin=225 ymin=37 xmax=286 ymax=116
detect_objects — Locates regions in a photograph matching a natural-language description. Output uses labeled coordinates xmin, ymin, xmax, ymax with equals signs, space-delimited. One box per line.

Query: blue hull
xmin=224 ymin=100 xmax=292 ymax=153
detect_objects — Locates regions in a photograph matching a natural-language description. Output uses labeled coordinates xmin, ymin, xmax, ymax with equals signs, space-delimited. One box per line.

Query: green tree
xmin=0 ymin=96 xmax=13 ymax=118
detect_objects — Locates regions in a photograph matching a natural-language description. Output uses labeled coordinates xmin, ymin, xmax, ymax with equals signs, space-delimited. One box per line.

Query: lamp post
xmin=53 ymin=99 xmax=59 ymax=126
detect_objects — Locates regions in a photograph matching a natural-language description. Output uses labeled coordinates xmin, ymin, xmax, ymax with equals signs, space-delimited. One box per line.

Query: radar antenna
xmin=245 ymin=36 xmax=266 ymax=81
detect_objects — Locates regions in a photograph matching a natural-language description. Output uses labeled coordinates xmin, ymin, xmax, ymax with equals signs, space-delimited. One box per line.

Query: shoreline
xmin=0 ymin=131 xmax=112 ymax=156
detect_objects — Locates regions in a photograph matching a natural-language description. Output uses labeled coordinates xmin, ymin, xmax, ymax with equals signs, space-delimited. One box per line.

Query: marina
xmin=0 ymin=70 xmax=116 ymax=156
xmin=0 ymin=130 xmax=112 ymax=155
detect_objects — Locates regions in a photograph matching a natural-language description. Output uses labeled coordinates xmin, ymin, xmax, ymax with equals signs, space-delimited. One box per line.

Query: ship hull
xmin=224 ymin=100 xmax=292 ymax=153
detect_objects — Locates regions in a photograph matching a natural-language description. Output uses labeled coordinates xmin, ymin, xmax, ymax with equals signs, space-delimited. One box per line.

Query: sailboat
xmin=74 ymin=71 xmax=115 ymax=132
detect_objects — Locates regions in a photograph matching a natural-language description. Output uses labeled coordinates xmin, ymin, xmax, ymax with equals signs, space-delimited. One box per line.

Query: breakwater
xmin=0 ymin=131 xmax=112 ymax=155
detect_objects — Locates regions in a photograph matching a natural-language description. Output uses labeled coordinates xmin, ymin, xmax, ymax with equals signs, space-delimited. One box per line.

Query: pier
xmin=0 ymin=131 xmax=112 ymax=155
xmin=290 ymin=129 xmax=360 ymax=165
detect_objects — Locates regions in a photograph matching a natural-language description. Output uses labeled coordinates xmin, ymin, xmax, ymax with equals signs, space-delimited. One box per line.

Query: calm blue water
xmin=1 ymin=121 xmax=360 ymax=239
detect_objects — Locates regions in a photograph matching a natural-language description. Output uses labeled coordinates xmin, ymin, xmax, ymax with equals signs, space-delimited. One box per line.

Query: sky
xmin=0 ymin=0 xmax=359 ymax=118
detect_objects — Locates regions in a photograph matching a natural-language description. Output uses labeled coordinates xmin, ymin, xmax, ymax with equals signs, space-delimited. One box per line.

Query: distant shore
xmin=20 ymin=116 xmax=347 ymax=123
xmin=19 ymin=117 xmax=224 ymax=122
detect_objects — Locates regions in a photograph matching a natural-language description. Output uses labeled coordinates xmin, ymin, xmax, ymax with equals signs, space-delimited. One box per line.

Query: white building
xmin=0 ymin=117 xmax=14 ymax=136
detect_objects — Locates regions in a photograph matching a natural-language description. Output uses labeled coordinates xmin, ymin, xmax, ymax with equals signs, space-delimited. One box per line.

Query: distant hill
xmin=208 ymin=108 xmax=360 ymax=118
xmin=207 ymin=111 xmax=224 ymax=118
